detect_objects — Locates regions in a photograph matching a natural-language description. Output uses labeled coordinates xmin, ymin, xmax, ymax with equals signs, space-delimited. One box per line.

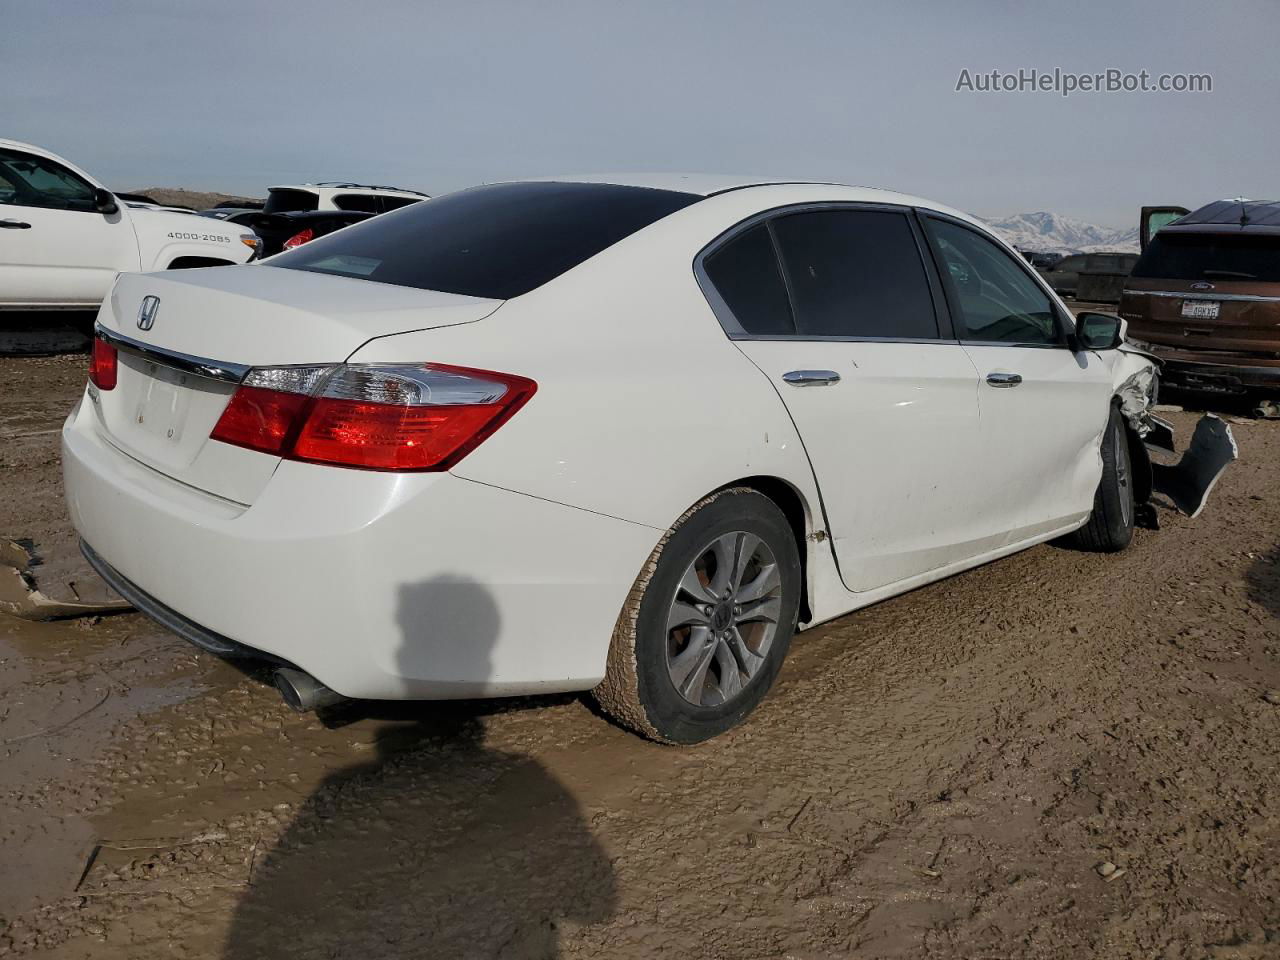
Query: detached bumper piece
xmin=1149 ymin=414 xmax=1239 ymax=519
xmin=0 ymin=537 xmax=131 ymax=621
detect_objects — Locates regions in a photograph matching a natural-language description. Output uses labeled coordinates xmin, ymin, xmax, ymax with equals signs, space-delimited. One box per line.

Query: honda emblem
xmin=137 ymin=295 xmax=160 ymax=331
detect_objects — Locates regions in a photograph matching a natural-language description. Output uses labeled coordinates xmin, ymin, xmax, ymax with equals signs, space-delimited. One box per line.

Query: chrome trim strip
xmin=728 ymin=333 xmax=958 ymax=344
xmin=959 ymin=339 xmax=1069 ymax=350
xmin=1128 ymin=291 xmax=1280 ymax=303
xmin=95 ymin=325 xmax=251 ymax=383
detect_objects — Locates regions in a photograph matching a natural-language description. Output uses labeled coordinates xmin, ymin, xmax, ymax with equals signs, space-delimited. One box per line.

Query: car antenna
xmin=1233 ymin=196 xmax=1250 ymax=226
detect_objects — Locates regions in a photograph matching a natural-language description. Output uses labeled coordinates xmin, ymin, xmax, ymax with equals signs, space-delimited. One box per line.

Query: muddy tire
xmin=1070 ymin=404 xmax=1135 ymax=553
xmin=593 ymin=488 xmax=801 ymax=744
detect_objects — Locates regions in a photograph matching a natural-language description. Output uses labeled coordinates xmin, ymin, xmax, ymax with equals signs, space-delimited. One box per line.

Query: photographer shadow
xmin=222 ymin=575 xmax=616 ymax=959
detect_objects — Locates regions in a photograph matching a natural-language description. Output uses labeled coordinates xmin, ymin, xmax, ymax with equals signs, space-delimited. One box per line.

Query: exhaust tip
xmin=274 ymin=667 xmax=347 ymax=713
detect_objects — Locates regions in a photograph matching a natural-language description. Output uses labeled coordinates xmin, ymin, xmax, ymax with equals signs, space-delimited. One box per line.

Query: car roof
xmin=510 ymin=174 xmax=987 ymax=231
xmin=0 ymin=138 xmax=49 ymax=154
xmin=0 ymin=139 xmax=105 ymax=188
xmin=1163 ymin=199 xmax=1280 ymax=236
xmin=269 ymin=183 xmax=429 ymax=197
xmin=523 ymin=173 xmax=849 ymax=197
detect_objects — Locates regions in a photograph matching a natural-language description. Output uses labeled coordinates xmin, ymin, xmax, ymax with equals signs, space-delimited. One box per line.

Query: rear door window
xmin=770 ymin=209 xmax=940 ymax=339
xmin=332 ymin=193 xmax=379 ymax=213
xmin=1132 ymin=232 xmax=1280 ymax=283
xmin=378 ymin=196 xmax=423 ymax=212
xmin=269 ymin=181 xmax=701 ymax=300
xmin=264 ymin=188 xmax=320 ymax=214
xmin=701 ymin=224 xmax=795 ymax=335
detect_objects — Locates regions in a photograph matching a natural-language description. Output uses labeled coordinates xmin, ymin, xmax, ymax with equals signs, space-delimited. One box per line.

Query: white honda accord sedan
xmin=63 ymin=175 xmax=1157 ymax=743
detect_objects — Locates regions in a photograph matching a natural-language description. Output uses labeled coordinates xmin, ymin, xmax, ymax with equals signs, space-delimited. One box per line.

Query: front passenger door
xmin=0 ymin=147 xmax=139 ymax=306
xmin=923 ymin=215 xmax=1113 ymax=541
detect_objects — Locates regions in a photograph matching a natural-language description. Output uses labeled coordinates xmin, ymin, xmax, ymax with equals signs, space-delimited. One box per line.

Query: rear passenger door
xmin=701 ymin=205 xmax=992 ymax=594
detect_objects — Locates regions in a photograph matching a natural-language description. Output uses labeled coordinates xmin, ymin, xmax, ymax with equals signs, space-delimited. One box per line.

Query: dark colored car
xmin=1020 ymin=250 xmax=1062 ymax=270
xmin=1120 ymin=199 xmax=1280 ymax=394
xmin=199 ymin=208 xmax=261 ymax=225
xmin=1041 ymin=252 xmax=1139 ymax=299
xmin=245 ymin=210 xmax=374 ymax=257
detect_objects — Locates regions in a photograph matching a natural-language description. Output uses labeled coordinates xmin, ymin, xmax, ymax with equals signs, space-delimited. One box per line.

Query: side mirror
xmin=93 ymin=188 xmax=119 ymax=215
xmin=1076 ymin=311 xmax=1124 ymax=350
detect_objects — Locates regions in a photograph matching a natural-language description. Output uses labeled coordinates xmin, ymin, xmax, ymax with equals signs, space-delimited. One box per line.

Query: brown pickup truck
xmin=1119 ymin=200 xmax=1280 ymax=395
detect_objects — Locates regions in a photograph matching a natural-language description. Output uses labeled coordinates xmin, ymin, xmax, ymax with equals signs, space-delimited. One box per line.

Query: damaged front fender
xmin=1113 ymin=344 xmax=1161 ymax=440
xmin=1107 ymin=340 xmax=1237 ymax=520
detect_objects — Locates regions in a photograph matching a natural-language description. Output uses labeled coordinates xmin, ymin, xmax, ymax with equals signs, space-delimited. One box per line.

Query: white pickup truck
xmin=0 ymin=139 xmax=259 ymax=310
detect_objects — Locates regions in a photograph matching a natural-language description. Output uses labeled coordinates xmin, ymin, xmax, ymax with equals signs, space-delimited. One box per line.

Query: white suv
xmin=262 ymin=182 xmax=429 ymax=216
xmin=0 ymin=139 xmax=260 ymax=310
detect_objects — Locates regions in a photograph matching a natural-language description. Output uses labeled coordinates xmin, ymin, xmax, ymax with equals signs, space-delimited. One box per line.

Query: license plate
xmin=1181 ymin=300 xmax=1220 ymax=320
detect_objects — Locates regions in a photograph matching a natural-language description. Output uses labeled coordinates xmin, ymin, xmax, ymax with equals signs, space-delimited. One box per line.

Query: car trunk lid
xmin=91 ymin=266 xmax=501 ymax=503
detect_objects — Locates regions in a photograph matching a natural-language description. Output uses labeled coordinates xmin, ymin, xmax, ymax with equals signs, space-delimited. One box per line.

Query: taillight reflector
xmin=209 ymin=363 xmax=535 ymax=472
xmin=283 ymin=228 xmax=314 ymax=250
xmin=89 ymin=336 xmax=118 ymax=390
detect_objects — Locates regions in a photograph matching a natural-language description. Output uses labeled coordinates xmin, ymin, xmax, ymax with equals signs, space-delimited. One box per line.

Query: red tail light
xmin=282 ymin=228 xmax=314 ymax=250
xmin=210 ymin=363 xmax=536 ymax=471
xmin=207 ymin=385 xmax=311 ymax=455
xmin=89 ymin=336 xmax=118 ymax=390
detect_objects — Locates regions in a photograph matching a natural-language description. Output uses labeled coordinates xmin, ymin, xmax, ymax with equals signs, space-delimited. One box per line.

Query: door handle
xmin=0 ymin=219 xmax=31 ymax=229
xmin=985 ymin=372 xmax=1023 ymax=388
xmin=783 ymin=369 xmax=841 ymax=387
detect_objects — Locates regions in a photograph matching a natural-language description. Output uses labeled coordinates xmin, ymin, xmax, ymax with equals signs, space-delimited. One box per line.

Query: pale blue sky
xmin=3 ymin=0 xmax=1274 ymax=227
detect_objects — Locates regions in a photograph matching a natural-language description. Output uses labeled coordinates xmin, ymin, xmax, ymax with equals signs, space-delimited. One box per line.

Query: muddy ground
xmin=2 ymin=330 xmax=1279 ymax=959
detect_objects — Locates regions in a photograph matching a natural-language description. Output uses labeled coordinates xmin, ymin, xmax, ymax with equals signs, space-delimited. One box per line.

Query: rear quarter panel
xmin=346 ymin=188 xmax=857 ymax=621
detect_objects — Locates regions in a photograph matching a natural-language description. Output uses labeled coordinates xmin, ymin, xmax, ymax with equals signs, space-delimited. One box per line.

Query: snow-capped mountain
xmin=982 ymin=212 xmax=1139 ymax=255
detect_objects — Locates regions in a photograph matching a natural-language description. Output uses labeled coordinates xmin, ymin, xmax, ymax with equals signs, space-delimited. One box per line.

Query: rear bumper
xmin=81 ymin=540 xmax=287 ymax=663
xmin=62 ymin=400 xmax=660 ymax=700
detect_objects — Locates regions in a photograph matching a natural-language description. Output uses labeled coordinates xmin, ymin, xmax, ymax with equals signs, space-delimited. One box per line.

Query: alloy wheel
xmin=1114 ymin=426 xmax=1131 ymax=528
xmin=665 ymin=531 xmax=783 ymax=706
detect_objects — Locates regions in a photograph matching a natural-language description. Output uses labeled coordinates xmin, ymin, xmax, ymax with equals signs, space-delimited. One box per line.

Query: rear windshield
xmin=1132 ymin=231 xmax=1280 ymax=283
xmin=264 ymin=188 xmax=320 ymax=214
xmin=266 ymin=181 xmax=701 ymax=300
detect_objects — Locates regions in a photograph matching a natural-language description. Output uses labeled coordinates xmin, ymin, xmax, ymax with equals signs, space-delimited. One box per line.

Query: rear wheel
xmin=594 ymin=488 xmax=801 ymax=744
xmin=1070 ymin=404 xmax=1135 ymax=552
